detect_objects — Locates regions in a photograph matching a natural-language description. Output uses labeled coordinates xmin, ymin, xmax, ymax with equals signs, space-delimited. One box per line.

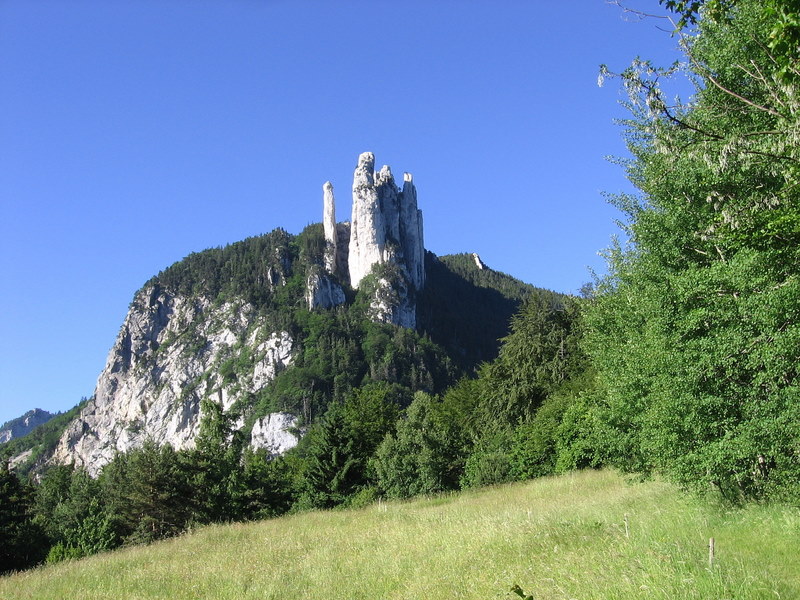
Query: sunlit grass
xmin=2 ymin=469 xmax=797 ymax=599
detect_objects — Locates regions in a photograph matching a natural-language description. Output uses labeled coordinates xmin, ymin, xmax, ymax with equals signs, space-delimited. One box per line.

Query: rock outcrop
xmin=52 ymin=286 xmax=296 ymax=476
xmin=307 ymin=181 xmax=348 ymax=311
xmin=348 ymin=152 xmax=385 ymax=289
xmin=347 ymin=152 xmax=425 ymax=292
xmin=51 ymin=151 xmax=430 ymax=475
xmin=400 ymin=173 xmax=425 ymax=290
xmin=250 ymin=412 xmax=301 ymax=455
xmin=0 ymin=409 xmax=54 ymax=444
xmin=472 ymin=253 xmax=488 ymax=270
xmin=306 ymin=266 xmax=346 ymax=310
xmin=314 ymin=152 xmax=427 ymax=327
xmin=364 ymin=266 xmax=417 ymax=329
xmin=322 ymin=182 xmax=338 ymax=275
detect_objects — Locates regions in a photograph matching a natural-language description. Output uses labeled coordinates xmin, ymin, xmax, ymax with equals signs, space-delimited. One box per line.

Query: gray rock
xmin=306 ymin=267 xmax=346 ymax=310
xmin=349 ymin=152 xmax=387 ymax=289
xmin=50 ymin=151 xmax=431 ymax=475
xmin=52 ymin=287 xmax=295 ymax=476
xmin=323 ymin=181 xmax=338 ymax=274
xmin=400 ymin=172 xmax=425 ymax=290
xmin=368 ymin=272 xmax=416 ymax=329
xmin=472 ymin=253 xmax=488 ymax=270
xmin=250 ymin=412 xmax=300 ymax=455
xmin=0 ymin=408 xmax=54 ymax=444
xmin=344 ymin=152 xmax=426 ymax=326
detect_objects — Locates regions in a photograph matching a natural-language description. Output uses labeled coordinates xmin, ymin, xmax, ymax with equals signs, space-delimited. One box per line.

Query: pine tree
xmin=300 ymin=401 xmax=359 ymax=508
xmin=0 ymin=463 xmax=46 ymax=573
xmin=181 ymin=398 xmax=244 ymax=523
xmin=100 ymin=441 xmax=191 ymax=544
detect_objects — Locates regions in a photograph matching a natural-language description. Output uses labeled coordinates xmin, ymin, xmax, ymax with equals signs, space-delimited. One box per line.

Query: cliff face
xmin=347 ymin=152 xmax=425 ymax=293
xmin=52 ymin=286 xmax=297 ymax=476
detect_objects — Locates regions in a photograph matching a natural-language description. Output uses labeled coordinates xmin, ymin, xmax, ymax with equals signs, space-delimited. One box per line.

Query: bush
xmin=460 ymin=441 xmax=512 ymax=489
xmin=45 ymin=542 xmax=83 ymax=564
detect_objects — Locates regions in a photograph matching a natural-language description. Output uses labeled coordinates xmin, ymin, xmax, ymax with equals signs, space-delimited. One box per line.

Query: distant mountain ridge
xmin=0 ymin=409 xmax=55 ymax=444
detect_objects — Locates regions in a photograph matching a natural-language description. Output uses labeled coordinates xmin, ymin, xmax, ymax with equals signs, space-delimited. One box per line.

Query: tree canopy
xmin=587 ymin=0 xmax=800 ymax=501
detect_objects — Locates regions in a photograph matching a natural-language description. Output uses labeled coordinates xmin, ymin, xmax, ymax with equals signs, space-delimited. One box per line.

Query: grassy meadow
xmin=1 ymin=469 xmax=797 ymax=599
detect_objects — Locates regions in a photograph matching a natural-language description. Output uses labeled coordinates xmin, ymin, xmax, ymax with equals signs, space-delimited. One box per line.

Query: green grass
xmin=2 ymin=469 xmax=798 ymax=599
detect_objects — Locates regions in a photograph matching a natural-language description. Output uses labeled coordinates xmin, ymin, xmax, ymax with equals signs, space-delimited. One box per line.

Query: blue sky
xmin=0 ymin=1 xmax=687 ymax=425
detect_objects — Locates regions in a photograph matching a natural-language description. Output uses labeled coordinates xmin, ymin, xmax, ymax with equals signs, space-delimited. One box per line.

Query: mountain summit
xmin=0 ymin=409 xmax=54 ymax=444
xmin=9 ymin=152 xmax=545 ymax=477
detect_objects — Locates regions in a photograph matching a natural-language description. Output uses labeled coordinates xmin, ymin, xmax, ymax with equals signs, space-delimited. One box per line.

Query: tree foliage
xmin=478 ymin=293 xmax=586 ymax=426
xmin=181 ymin=398 xmax=245 ymax=523
xmin=298 ymin=383 xmax=403 ymax=507
xmin=588 ymin=0 xmax=800 ymax=501
xmin=373 ymin=392 xmax=459 ymax=498
xmin=100 ymin=440 xmax=192 ymax=544
xmin=0 ymin=463 xmax=46 ymax=573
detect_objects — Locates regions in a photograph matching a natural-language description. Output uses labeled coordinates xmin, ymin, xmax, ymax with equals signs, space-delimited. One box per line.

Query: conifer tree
xmin=374 ymin=392 xmax=454 ymax=498
xmin=100 ymin=441 xmax=191 ymax=544
xmin=0 ymin=463 xmax=46 ymax=573
xmin=182 ymin=398 xmax=243 ymax=523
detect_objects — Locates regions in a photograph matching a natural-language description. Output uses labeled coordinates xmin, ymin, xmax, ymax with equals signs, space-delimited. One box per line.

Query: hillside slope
xmin=2 ymin=469 xmax=796 ymax=600
xmin=4 ymin=229 xmax=553 ymax=477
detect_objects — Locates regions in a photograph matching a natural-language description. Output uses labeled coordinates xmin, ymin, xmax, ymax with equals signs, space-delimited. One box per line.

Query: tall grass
xmin=2 ymin=469 xmax=797 ymax=599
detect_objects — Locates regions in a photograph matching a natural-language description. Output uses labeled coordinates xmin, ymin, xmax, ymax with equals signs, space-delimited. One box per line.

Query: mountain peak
xmin=0 ymin=408 xmax=55 ymax=444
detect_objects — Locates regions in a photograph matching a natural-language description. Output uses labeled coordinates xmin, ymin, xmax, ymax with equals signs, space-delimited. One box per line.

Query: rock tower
xmin=318 ymin=152 xmax=426 ymax=327
xmin=346 ymin=152 xmax=425 ymax=290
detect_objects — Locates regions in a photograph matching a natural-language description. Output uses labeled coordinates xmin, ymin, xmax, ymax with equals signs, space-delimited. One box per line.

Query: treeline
xmin=143 ymin=229 xmax=294 ymax=309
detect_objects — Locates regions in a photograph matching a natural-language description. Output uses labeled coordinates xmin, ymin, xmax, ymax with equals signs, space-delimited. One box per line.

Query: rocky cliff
xmin=347 ymin=152 xmax=425 ymax=293
xmin=52 ymin=287 xmax=297 ymax=476
xmin=315 ymin=152 xmax=425 ymax=327
xmin=0 ymin=409 xmax=54 ymax=444
xmin=50 ymin=151 xmax=432 ymax=476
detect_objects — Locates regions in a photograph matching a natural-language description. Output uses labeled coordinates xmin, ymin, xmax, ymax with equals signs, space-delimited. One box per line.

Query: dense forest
xmin=3 ymin=0 xmax=799 ymax=575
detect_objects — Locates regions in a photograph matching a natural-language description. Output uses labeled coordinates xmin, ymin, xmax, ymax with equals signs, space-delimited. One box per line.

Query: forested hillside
xmin=1 ymin=217 xmax=571 ymax=568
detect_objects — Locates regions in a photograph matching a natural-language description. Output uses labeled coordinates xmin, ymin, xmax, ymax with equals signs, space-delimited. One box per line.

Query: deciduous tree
xmin=588 ymin=0 xmax=800 ymax=500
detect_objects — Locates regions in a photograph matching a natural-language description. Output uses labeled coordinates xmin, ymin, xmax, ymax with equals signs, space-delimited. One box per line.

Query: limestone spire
xmin=353 ymin=151 xmax=375 ymax=189
xmin=376 ymin=165 xmax=401 ymax=244
xmin=348 ymin=152 xmax=386 ymax=289
xmin=323 ymin=181 xmax=337 ymax=274
xmin=400 ymin=172 xmax=425 ymax=289
xmin=336 ymin=152 xmax=427 ymax=329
